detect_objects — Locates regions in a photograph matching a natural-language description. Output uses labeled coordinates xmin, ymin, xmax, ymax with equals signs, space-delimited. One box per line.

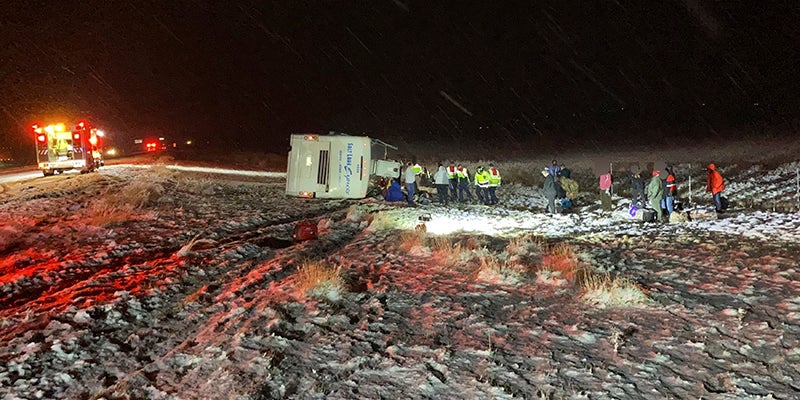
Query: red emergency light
xmin=73 ymin=133 xmax=81 ymax=140
xmin=37 ymin=134 xmax=46 ymax=143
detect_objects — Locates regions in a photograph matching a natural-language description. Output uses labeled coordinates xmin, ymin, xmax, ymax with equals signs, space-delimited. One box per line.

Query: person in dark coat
xmin=542 ymin=169 xmax=558 ymax=214
xmin=630 ymin=169 xmax=645 ymax=208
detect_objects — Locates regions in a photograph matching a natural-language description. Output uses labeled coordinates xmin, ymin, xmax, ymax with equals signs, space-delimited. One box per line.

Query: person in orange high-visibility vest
xmin=456 ymin=164 xmax=474 ymax=203
xmin=447 ymin=161 xmax=458 ymax=202
xmin=661 ymin=166 xmax=677 ymax=217
xmin=706 ymin=163 xmax=726 ymax=213
xmin=487 ymin=162 xmax=502 ymax=205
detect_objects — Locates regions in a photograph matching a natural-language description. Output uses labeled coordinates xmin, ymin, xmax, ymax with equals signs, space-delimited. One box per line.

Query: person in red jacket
xmin=706 ymin=163 xmax=726 ymax=212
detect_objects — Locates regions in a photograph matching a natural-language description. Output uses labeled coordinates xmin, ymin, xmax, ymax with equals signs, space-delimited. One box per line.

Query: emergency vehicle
xmin=286 ymin=133 xmax=402 ymax=199
xmin=32 ymin=121 xmax=102 ymax=176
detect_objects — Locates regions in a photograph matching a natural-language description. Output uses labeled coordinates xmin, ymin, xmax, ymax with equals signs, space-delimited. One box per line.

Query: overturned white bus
xmin=285 ymin=133 xmax=402 ymax=199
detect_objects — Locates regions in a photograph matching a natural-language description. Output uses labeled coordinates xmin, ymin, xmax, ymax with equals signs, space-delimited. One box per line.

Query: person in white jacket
xmin=404 ymin=162 xmax=417 ymax=206
xmin=433 ymin=164 xmax=450 ymax=206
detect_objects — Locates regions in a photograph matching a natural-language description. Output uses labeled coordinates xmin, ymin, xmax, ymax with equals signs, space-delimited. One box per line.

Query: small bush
xmin=294 ymin=260 xmax=345 ymax=302
xmin=580 ymin=274 xmax=651 ymax=308
xmin=540 ymin=242 xmax=581 ymax=281
xmin=506 ymin=234 xmax=546 ymax=256
xmin=85 ymin=200 xmax=136 ymax=227
xmin=104 ymin=180 xmax=166 ymax=209
xmin=429 ymin=236 xmax=467 ymax=267
xmin=475 ymin=252 xmax=527 ymax=285
xmin=548 ymin=242 xmax=574 ymax=258
xmin=398 ymin=230 xmax=426 ymax=253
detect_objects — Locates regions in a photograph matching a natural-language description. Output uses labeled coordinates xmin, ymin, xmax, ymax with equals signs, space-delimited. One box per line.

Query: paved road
xmin=0 ymin=163 xmax=286 ymax=185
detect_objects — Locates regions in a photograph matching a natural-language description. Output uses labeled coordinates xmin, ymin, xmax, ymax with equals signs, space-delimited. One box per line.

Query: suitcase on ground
xmin=641 ymin=209 xmax=656 ymax=222
xmin=292 ymin=220 xmax=318 ymax=241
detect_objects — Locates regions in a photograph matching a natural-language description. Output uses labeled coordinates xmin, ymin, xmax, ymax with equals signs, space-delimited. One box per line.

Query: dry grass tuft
xmin=506 ymin=234 xmax=546 ymax=256
xmin=580 ymin=274 xmax=651 ymax=308
xmin=548 ymin=242 xmax=575 ymax=258
xmin=104 ymin=180 xmax=166 ymax=209
xmin=463 ymin=236 xmax=488 ymax=251
xmin=539 ymin=242 xmax=581 ymax=282
xmin=83 ymin=177 xmax=166 ymax=227
xmin=85 ymin=201 xmax=137 ymax=227
xmin=398 ymin=230 xmax=426 ymax=253
xmin=294 ymin=260 xmax=346 ymax=302
xmin=475 ymin=251 xmax=527 ymax=284
xmin=429 ymin=236 xmax=467 ymax=267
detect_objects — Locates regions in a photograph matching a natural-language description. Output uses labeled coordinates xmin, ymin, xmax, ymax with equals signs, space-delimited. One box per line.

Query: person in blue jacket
xmin=384 ymin=178 xmax=404 ymax=202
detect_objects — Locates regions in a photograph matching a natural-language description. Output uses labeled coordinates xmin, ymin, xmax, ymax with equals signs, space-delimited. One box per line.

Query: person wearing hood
xmin=647 ymin=170 xmax=665 ymax=221
xmin=542 ymin=169 xmax=558 ymax=214
xmin=706 ymin=163 xmax=726 ymax=213
xmin=384 ymin=178 xmax=404 ymax=202
xmin=558 ymin=168 xmax=579 ymax=208
xmin=433 ymin=163 xmax=450 ymax=206
xmin=548 ymin=160 xmax=561 ymax=178
xmin=629 ymin=166 xmax=645 ymax=208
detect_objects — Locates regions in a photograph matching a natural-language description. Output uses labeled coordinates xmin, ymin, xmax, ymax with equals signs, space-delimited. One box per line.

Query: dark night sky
xmin=2 ymin=0 xmax=799 ymax=155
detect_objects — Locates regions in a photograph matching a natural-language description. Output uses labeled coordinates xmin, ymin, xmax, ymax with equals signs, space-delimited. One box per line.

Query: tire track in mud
xmin=0 ymin=165 xmax=349 ymax=313
xmin=0 ymin=200 xmax=356 ymax=338
xmin=1 ymin=168 xmax=368 ymax=399
xmin=93 ymin=207 xmax=369 ymax=399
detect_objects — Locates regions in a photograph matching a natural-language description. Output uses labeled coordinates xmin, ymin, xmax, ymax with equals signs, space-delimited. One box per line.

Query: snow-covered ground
xmin=1 ymin=156 xmax=799 ymax=399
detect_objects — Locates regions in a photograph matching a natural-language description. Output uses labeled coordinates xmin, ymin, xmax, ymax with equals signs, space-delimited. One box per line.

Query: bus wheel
xmin=43 ymin=170 xmax=54 ymax=177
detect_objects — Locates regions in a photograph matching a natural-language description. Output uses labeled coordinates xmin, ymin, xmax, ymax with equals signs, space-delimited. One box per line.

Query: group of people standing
xmin=393 ymin=159 xmax=727 ymax=218
xmin=541 ymin=160 xmax=580 ymax=215
xmin=627 ymin=165 xmax=676 ymax=221
xmin=400 ymin=161 xmax=502 ymax=207
xmin=627 ymin=163 xmax=727 ymax=221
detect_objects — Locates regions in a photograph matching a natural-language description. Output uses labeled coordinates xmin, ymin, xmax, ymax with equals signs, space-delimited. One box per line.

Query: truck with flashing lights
xmin=285 ymin=133 xmax=402 ymax=199
xmin=32 ymin=121 xmax=103 ymax=176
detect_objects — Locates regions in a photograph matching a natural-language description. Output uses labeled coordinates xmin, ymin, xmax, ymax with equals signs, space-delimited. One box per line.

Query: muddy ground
xmin=0 ymin=164 xmax=798 ymax=399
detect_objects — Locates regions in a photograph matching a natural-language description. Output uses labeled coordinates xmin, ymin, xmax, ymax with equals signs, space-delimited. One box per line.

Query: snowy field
xmin=1 ymin=153 xmax=800 ymax=399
